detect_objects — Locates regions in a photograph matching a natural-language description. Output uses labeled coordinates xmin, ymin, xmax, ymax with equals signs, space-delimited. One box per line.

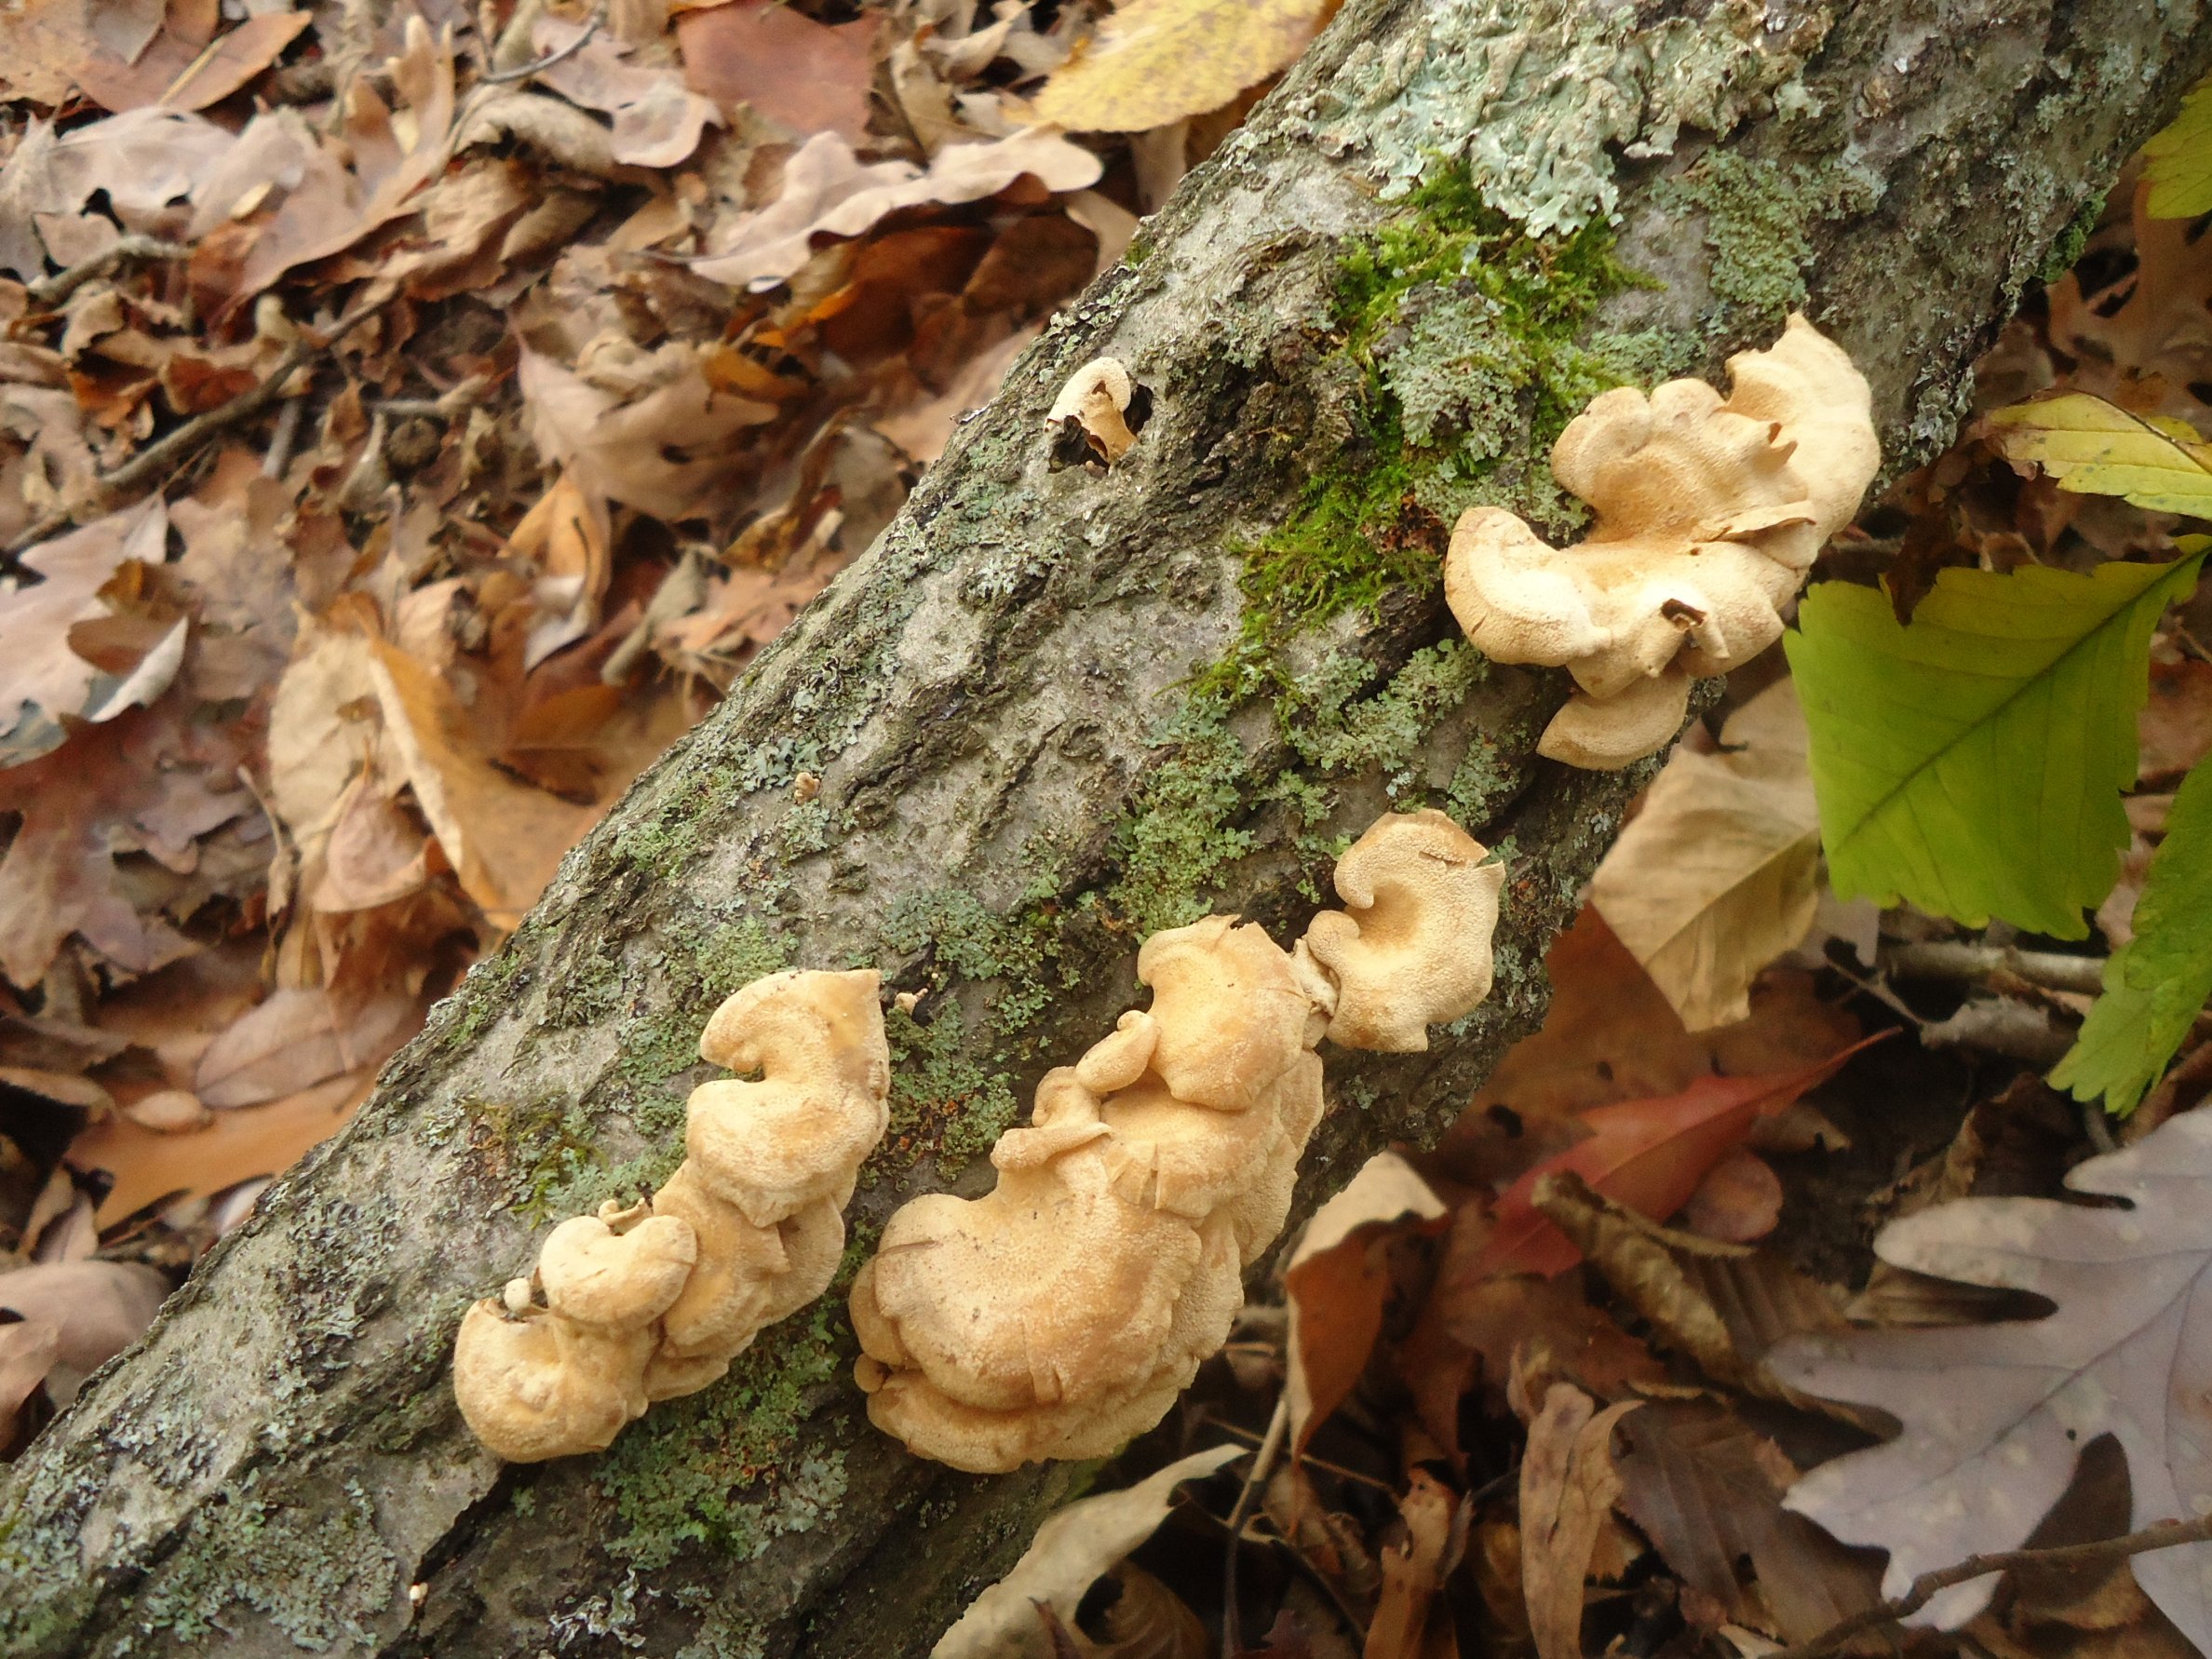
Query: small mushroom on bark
xmin=1443 ymin=314 xmax=1879 ymax=768
xmin=849 ymin=811 xmax=1505 ymax=1472
xmin=1047 ymin=357 xmax=1150 ymax=466
xmin=452 ymin=968 xmax=890 ymax=1462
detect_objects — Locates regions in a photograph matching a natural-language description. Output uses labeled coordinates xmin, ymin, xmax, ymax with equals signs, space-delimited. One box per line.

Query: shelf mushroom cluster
xmin=1443 ymin=314 xmax=1880 ymax=768
xmin=847 ymin=809 xmax=1505 ymax=1472
xmin=452 ymin=969 xmax=890 ymax=1462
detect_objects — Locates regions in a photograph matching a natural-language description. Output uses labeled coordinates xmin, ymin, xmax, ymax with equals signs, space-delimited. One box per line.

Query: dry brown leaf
xmin=531 ymin=18 xmax=722 ymax=168
xmin=1775 ymin=1107 xmax=2212 ymax=1649
xmin=0 ymin=1317 xmax=61 ymax=1426
xmin=0 ymin=706 xmax=241 ymax=988
xmin=2141 ymin=657 xmax=2212 ymax=785
xmin=1517 ymin=1382 xmax=1637 ymax=1659
xmin=312 ymin=774 xmax=429 ymax=913
xmin=1032 ymin=0 xmax=1333 ymax=132
xmin=0 ymin=1260 xmax=169 ymax=1403
xmin=692 ymin=128 xmax=1102 ymax=291
xmin=70 ymin=1069 xmax=371 ymax=1224
xmin=71 ymin=10 xmax=308 ymax=113
xmin=519 ymin=345 xmax=776 ymax=521
xmin=0 ymin=500 xmax=167 ymax=735
xmin=1452 ymin=909 xmax=1861 ymax=1128
xmin=932 ymin=1445 xmax=1244 ymax=1659
xmin=194 ymin=985 xmax=418 ymax=1110
xmin=677 ymin=0 xmax=878 ymax=142
xmin=1365 ymin=1471 xmax=1459 ymax=1659
xmin=1283 ymin=1152 xmax=1445 ymax=1453
xmin=874 ymin=322 xmax=1041 ymax=464
xmin=1590 ymin=681 xmax=1821 ymax=1032
xmin=365 ymin=636 xmax=600 ymax=927
xmin=224 ymin=18 xmax=454 ymax=305
xmin=1612 ymin=1399 xmax=1882 ymax=1641
xmin=1528 ymin=1172 xmax=1855 ymax=1420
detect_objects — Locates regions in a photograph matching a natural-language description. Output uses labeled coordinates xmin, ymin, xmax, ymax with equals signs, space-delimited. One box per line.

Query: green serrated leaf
xmin=2052 ymin=756 xmax=2212 ymax=1114
xmin=2146 ymin=76 xmax=2212 ymax=220
xmin=1987 ymin=394 xmax=2212 ymax=517
xmin=1787 ymin=552 xmax=2205 ymax=937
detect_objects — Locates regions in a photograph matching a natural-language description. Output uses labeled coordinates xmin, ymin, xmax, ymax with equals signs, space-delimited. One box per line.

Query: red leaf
xmin=1474 ymin=1033 xmax=1889 ymax=1278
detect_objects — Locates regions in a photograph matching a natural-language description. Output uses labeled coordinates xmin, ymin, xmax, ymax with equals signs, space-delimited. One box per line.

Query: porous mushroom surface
xmin=1302 ymin=808 xmax=1507 ymax=1051
xmin=1443 ymin=314 xmax=1879 ymax=769
xmin=452 ymin=968 xmax=889 ymax=1462
xmin=850 ymin=811 xmax=1504 ymax=1473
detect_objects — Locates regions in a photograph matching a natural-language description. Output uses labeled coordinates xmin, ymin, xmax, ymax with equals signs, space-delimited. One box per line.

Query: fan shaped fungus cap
xmin=849 ymin=810 xmax=1506 ymax=1473
xmin=1301 ymin=809 xmax=1505 ymax=1051
xmin=1443 ymin=315 xmax=1878 ymax=769
xmin=452 ymin=966 xmax=890 ymax=1462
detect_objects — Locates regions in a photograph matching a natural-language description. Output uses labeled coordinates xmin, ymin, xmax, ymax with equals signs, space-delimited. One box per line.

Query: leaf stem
xmin=1769 ymin=1512 xmax=2212 ymax=1659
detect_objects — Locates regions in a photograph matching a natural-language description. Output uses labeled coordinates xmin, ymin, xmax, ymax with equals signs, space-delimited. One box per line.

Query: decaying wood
xmin=5 ymin=1 xmax=2209 ymax=1654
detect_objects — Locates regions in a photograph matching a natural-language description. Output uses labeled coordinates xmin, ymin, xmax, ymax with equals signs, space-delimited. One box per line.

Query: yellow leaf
xmin=2145 ymin=76 xmax=2212 ymax=220
xmin=1987 ymin=392 xmax=2212 ymax=517
xmin=1031 ymin=0 xmax=1335 ymax=133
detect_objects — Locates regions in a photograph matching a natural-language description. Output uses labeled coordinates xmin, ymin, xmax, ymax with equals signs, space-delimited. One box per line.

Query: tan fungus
xmin=1443 ymin=314 xmax=1879 ymax=769
xmin=850 ymin=811 xmax=1504 ymax=1472
xmin=452 ymin=968 xmax=889 ymax=1462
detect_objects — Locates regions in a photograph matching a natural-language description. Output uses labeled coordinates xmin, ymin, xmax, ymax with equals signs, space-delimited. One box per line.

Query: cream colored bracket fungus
xmin=1444 ymin=314 xmax=1880 ymax=769
xmin=1046 ymin=357 xmax=1149 ymax=467
xmin=452 ymin=969 xmax=889 ymax=1462
xmin=849 ymin=809 xmax=1504 ymax=1473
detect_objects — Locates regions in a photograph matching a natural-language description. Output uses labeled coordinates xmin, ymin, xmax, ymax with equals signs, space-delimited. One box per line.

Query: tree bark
xmin=4 ymin=2 xmax=2207 ymax=1654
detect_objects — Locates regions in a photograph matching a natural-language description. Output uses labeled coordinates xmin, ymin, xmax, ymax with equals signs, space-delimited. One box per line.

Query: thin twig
xmin=1768 ymin=1512 xmax=2212 ymax=1659
xmin=1221 ymin=1393 xmax=1288 ymax=1659
xmin=479 ymin=8 xmax=600 ymax=81
xmin=1202 ymin=1415 xmax=1395 ymax=1493
xmin=26 ymin=235 xmax=190 ymax=307
xmin=1881 ymin=941 xmax=2108 ymax=996
xmin=2 ymin=298 xmax=390 ymax=563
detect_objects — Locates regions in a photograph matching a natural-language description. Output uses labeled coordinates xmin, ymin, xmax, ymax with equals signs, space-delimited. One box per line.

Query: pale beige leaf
xmin=519 ymin=347 xmax=776 ymax=521
xmin=532 ymin=18 xmax=722 ymax=167
xmin=1032 ymin=0 xmax=1333 ymax=132
xmin=932 ymin=1444 xmax=1244 ymax=1659
xmin=1591 ymin=680 xmax=1821 ymax=1032
xmin=0 ymin=1317 xmax=61 ymax=1422
xmin=0 ymin=1260 xmax=169 ymax=1404
xmin=0 ymin=500 xmax=166 ymax=731
xmin=693 ymin=128 xmax=1101 ymax=290
xmin=194 ymin=986 xmax=418 ymax=1109
xmin=1774 ymin=1109 xmax=2212 ymax=1651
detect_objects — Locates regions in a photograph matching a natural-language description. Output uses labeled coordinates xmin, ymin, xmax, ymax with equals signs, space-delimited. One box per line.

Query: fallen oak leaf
xmin=71 ymin=10 xmax=309 ymax=114
xmin=1590 ymin=679 xmax=1823 ymax=1032
xmin=1771 ymin=1107 xmax=2212 ymax=1650
xmin=1519 ymin=1382 xmax=1639 ymax=1659
xmin=1032 ymin=0 xmax=1339 ymax=133
xmin=69 ymin=1069 xmax=372 ymax=1225
xmin=1282 ymin=1150 xmax=1446 ymax=1454
xmin=0 ymin=1259 xmax=169 ymax=1404
xmin=1612 ymin=1398 xmax=1882 ymax=1644
xmin=676 ymin=0 xmax=877 ymax=142
xmin=931 ymin=1444 xmax=1244 ymax=1659
xmin=1473 ymin=1033 xmax=1888 ymax=1279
